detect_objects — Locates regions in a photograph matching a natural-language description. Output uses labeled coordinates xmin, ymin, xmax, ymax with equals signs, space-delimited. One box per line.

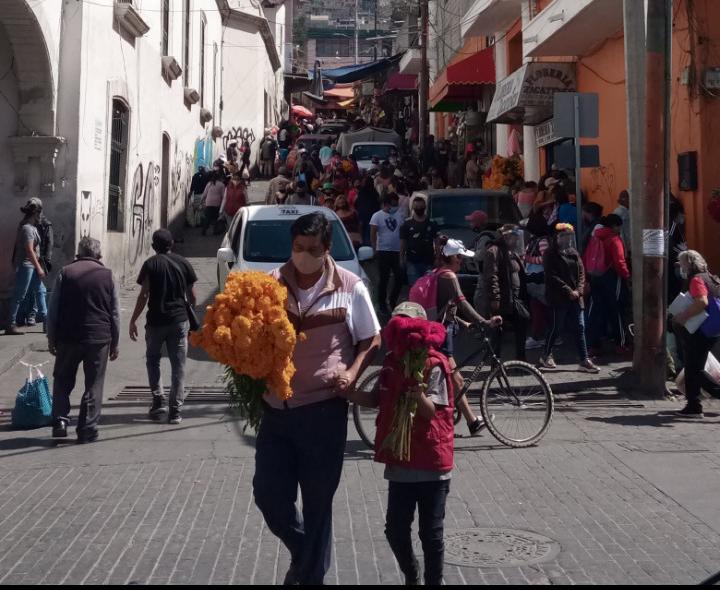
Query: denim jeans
xmin=9 ymin=265 xmax=47 ymax=326
xmin=145 ymin=321 xmax=189 ymax=411
xmin=406 ymin=261 xmax=431 ymax=288
xmin=253 ymin=398 xmax=348 ymax=585
xmin=385 ymin=480 xmax=450 ymax=586
xmin=18 ymin=280 xmax=48 ymax=323
xmin=543 ymin=301 xmax=589 ymax=361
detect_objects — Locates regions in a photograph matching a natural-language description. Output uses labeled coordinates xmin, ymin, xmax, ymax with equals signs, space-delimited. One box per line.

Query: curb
xmin=0 ymin=340 xmax=49 ymax=378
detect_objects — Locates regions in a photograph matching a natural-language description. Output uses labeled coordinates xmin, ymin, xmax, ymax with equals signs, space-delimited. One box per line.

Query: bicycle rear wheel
xmin=479 ymin=360 xmax=554 ymax=448
xmin=352 ymin=369 xmax=381 ymax=450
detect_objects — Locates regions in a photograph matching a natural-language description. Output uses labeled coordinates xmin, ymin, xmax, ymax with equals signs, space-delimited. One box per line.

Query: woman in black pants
xmin=672 ymin=250 xmax=720 ymax=419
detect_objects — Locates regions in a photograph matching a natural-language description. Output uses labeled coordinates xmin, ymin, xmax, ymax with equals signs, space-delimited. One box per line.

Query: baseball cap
xmin=20 ymin=197 xmax=43 ymax=214
xmin=442 ymin=239 xmax=474 ymax=258
xmin=392 ymin=301 xmax=427 ymax=320
xmin=465 ymin=210 xmax=488 ymax=227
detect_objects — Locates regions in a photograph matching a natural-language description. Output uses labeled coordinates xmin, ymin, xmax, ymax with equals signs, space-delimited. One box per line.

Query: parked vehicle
xmin=296 ymin=134 xmax=335 ymax=152
xmin=350 ymin=142 xmax=398 ymax=171
xmin=216 ymin=205 xmax=374 ymax=289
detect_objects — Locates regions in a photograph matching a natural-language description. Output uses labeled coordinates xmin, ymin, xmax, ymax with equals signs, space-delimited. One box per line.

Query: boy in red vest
xmin=345 ymin=301 xmax=454 ymax=585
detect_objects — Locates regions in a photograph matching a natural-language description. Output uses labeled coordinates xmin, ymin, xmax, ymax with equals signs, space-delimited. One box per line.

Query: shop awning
xmin=429 ymin=47 xmax=495 ymax=111
xmin=313 ymin=54 xmax=404 ymax=84
xmin=486 ymin=62 xmax=576 ymax=125
xmin=385 ymin=73 xmax=417 ymax=93
xmin=324 ymin=84 xmax=355 ymax=100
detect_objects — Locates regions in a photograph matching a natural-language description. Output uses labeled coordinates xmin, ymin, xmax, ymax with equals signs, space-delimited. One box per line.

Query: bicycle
xmin=352 ymin=327 xmax=554 ymax=450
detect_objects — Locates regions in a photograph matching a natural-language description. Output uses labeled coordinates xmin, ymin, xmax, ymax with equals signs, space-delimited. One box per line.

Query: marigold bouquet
xmin=380 ymin=316 xmax=446 ymax=461
xmin=190 ymin=271 xmax=300 ymax=430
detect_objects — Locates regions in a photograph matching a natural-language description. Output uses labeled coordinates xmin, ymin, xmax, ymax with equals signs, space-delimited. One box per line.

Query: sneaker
xmin=468 ymin=418 xmax=487 ymax=436
xmin=168 ymin=411 xmax=182 ymax=425
xmin=5 ymin=325 xmax=24 ymax=336
xmin=578 ymin=359 xmax=600 ymax=374
xmin=77 ymin=429 xmax=99 ymax=444
xmin=52 ymin=418 xmax=69 ymax=438
xmin=676 ymin=406 xmax=704 ymax=419
xmin=525 ymin=337 xmax=545 ymax=350
xmin=148 ymin=396 xmax=167 ymax=420
xmin=25 ymin=318 xmax=37 ymax=327
xmin=538 ymin=355 xmax=557 ymax=370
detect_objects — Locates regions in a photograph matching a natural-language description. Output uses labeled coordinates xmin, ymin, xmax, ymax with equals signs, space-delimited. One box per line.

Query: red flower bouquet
xmin=380 ymin=316 xmax=447 ymax=461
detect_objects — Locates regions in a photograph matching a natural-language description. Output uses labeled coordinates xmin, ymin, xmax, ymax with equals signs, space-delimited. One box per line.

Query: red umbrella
xmin=292 ymin=105 xmax=313 ymax=119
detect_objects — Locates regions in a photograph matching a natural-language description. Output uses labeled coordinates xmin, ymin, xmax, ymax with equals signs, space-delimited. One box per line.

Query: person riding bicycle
xmin=435 ymin=236 xmax=503 ymax=435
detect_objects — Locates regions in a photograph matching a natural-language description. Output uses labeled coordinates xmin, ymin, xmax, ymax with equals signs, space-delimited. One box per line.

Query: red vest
xmin=374 ymin=350 xmax=455 ymax=472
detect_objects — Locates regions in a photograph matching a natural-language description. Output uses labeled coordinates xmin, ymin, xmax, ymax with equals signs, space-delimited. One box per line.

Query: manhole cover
xmin=443 ymin=528 xmax=560 ymax=568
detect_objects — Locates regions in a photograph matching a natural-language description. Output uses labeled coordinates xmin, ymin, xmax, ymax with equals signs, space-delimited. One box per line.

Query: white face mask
xmin=292 ymin=251 xmax=325 ymax=275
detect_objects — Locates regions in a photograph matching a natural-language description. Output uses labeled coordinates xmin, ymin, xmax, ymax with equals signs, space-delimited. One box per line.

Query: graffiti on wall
xmin=223 ymin=126 xmax=256 ymax=152
xmin=171 ymin=145 xmax=194 ymax=210
xmin=588 ymin=164 xmax=618 ymax=204
xmin=128 ymin=161 xmax=161 ymax=265
xmin=79 ymin=190 xmax=104 ymax=238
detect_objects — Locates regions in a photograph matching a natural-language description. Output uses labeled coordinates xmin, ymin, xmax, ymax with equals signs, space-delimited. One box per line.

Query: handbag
xmin=12 ymin=363 xmax=53 ymax=429
xmin=700 ymin=273 xmax=720 ymax=338
xmin=162 ymin=255 xmax=200 ymax=332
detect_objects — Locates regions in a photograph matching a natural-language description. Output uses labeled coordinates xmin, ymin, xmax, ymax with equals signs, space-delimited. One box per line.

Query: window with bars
xmin=183 ymin=0 xmax=191 ymax=86
xmin=161 ymin=0 xmax=170 ymax=56
xmin=108 ymin=99 xmax=129 ymax=232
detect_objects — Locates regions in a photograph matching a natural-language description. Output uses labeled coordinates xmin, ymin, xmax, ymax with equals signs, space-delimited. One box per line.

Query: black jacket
xmin=544 ymin=244 xmax=586 ymax=309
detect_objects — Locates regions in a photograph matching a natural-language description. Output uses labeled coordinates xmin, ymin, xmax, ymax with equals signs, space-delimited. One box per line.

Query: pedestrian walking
xmin=188 ymin=166 xmax=210 ymax=227
xmin=265 ymin=166 xmax=292 ymax=205
xmin=539 ymin=224 xmax=600 ymax=373
xmin=355 ymin=174 xmax=380 ymax=247
xmin=6 ymin=198 xmax=47 ymax=336
xmin=260 ymin=133 xmax=277 ymax=178
xmin=370 ymin=193 xmax=406 ymax=316
xmin=220 ymin=172 xmax=247 ymax=218
xmin=400 ymin=197 xmax=438 ymax=287
xmin=47 ymin=237 xmax=120 ymax=443
xmin=200 ymin=169 xmax=225 ymax=235
xmin=672 ymin=250 xmax=720 ymax=419
xmin=239 ymin=140 xmax=252 ymax=178
xmin=586 ymin=214 xmax=631 ymax=356
xmin=334 ymin=194 xmax=362 ymax=249
xmin=129 ymin=229 xmax=197 ymax=425
xmin=347 ymin=301 xmax=454 ymax=585
xmin=253 ymin=212 xmax=381 ymax=585
xmin=17 ymin=210 xmax=53 ymax=328
xmin=481 ymin=225 xmax=529 ymax=361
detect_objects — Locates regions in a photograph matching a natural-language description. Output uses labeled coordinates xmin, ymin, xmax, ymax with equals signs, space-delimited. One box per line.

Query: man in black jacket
xmin=540 ymin=224 xmax=599 ymax=373
xmin=47 ymin=237 xmax=120 ymax=443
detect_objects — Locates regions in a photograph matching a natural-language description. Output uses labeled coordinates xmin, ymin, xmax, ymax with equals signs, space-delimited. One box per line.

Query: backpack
xmin=584 ymin=234 xmax=609 ymax=276
xmin=408 ymin=269 xmax=452 ymax=322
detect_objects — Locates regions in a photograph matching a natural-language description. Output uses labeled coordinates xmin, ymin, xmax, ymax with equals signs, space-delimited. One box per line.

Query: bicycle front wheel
xmin=480 ymin=360 xmax=554 ymax=448
xmin=352 ymin=369 xmax=381 ymax=450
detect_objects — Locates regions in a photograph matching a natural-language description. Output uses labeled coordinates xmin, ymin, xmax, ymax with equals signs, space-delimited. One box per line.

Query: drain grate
xmin=443 ymin=528 xmax=561 ymax=568
xmin=112 ymin=385 xmax=228 ymax=403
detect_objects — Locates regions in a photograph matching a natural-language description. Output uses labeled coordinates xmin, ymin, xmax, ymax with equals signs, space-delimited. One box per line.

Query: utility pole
xmin=374 ymin=0 xmax=378 ymax=61
xmin=624 ymin=0 xmax=646 ymax=375
xmin=355 ymin=0 xmax=360 ymax=63
xmin=418 ymin=0 xmax=429 ymax=150
xmin=638 ymin=0 xmax=670 ymax=397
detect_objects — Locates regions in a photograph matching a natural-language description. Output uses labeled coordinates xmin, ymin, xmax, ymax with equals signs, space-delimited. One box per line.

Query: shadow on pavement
xmin=586 ymin=412 xmax=720 ymax=428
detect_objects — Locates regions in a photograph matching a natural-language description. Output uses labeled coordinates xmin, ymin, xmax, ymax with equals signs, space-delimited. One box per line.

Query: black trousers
xmin=385 ymin=479 xmax=450 ymax=586
xmin=679 ymin=329 xmax=720 ymax=410
xmin=201 ymin=206 xmax=220 ymax=233
xmin=52 ymin=341 xmax=110 ymax=436
xmin=253 ymin=398 xmax=348 ymax=585
xmin=376 ymin=251 xmax=403 ymax=312
xmin=492 ymin=311 xmax=528 ymax=362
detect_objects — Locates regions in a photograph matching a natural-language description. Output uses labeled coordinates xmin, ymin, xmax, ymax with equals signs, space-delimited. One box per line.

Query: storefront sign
xmin=487 ymin=63 xmax=576 ymax=125
xmin=535 ymin=119 xmax=564 ymax=147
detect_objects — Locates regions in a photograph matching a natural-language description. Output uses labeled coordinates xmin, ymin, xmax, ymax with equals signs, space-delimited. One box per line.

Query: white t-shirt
xmin=370 ymin=209 xmax=405 ymax=252
xmin=296 ymin=271 xmax=380 ymax=344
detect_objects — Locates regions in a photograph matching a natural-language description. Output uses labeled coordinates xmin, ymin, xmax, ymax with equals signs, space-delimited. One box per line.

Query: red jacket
xmin=223 ymin=183 xmax=247 ymax=216
xmin=375 ymin=350 xmax=455 ymax=472
xmin=595 ymin=226 xmax=630 ymax=279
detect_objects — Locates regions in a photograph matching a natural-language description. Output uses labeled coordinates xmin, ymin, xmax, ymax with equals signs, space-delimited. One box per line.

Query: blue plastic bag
xmin=12 ymin=364 xmax=53 ymax=429
xmin=701 ymin=296 xmax=720 ymax=338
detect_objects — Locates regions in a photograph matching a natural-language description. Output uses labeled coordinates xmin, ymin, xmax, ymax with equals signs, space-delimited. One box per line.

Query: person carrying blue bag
xmin=671 ymin=250 xmax=720 ymax=419
xmin=12 ymin=362 xmax=52 ymax=429
xmin=47 ymin=237 xmax=120 ymax=443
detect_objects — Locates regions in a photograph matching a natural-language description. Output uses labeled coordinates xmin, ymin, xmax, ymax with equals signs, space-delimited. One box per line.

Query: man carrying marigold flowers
xmin=345 ymin=301 xmax=455 ymax=586
xmin=252 ymin=212 xmax=381 ymax=586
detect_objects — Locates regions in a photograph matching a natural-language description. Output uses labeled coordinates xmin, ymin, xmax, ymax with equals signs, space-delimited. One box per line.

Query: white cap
xmin=442 ymin=239 xmax=474 ymax=258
